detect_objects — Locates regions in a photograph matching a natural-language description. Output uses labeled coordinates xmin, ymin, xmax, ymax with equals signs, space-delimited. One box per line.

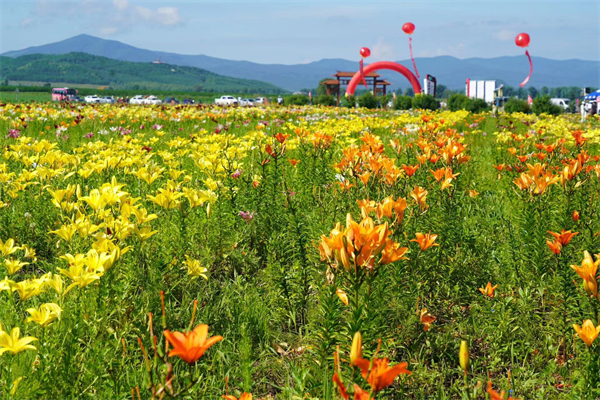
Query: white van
xmin=551 ymin=98 xmax=570 ymax=110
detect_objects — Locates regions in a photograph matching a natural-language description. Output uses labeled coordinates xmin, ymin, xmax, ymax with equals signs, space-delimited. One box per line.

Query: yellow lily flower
xmin=26 ymin=303 xmax=62 ymax=327
xmin=0 ymin=326 xmax=38 ymax=355
xmin=130 ymin=207 xmax=158 ymax=224
xmin=0 ymin=277 xmax=15 ymax=292
xmin=40 ymin=272 xmax=64 ymax=295
xmin=133 ymin=225 xmax=158 ymax=242
xmin=49 ymin=224 xmax=78 ymax=242
xmin=0 ymin=238 xmax=19 ymax=257
xmin=10 ymin=279 xmax=46 ymax=301
xmin=183 ymin=255 xmax=208 ymax=279
xmin=58 ymin=264 xmax=104 ymax=295
xmin=4 ymin=258 xmax=29 ymax=275
xmin=80 ymin=189 xmax=105 ymax=212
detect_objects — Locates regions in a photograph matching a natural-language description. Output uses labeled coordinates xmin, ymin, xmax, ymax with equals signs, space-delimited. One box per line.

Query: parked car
xmin=144 ymin=96 xmax=162 ymax=105
xmin=162 ymin=97 xmax=180 ymax=105
xmin=551 ymin=98 xmax=570 ymax=110
xmin=215 ymin=96 xmax=238 ymax=106
xmin=99 ymin=96 xmax=115 ymax=104
xmin=240 ymin=98 xmax=255 ymax=107
xmin=130 ymin=95 xmax=146 ymax=105
xmin=254 ymin=97 xmax=267 ymax=105
xmin=84 ymin=95 xmax=101 ymax=103
xmin=182 ymin=98 xmax=196 ymax=105
xmin=70 ymin=96 xmax=83 ymax=102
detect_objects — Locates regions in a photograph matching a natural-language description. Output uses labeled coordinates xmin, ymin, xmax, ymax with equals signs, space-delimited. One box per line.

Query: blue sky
xmin=1 ymin=0 xmax=599 ymax=64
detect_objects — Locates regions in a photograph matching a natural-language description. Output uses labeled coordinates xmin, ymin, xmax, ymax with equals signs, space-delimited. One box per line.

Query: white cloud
xmin=19 ymin=18 xmax=35 ymax=28
xmin=133 ymin=5 xmax=181 ymax=26
xmin=113 ymin=0 xmax=128 ymax=11
xmin=156 ymin=7 xmax=182 ymax=26
xmin=493 ymin=29 xmax=517 ymax=42
xmin=371 ymin=37 xmax=395 ymax=61
xmin=134 ymin=5 xmax=154 ymax=21
xmin=31 ymin=0 xmax=182 ymax=32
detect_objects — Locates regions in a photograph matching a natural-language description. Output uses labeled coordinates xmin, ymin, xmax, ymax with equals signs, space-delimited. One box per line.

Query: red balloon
xmin=515 ymin=33 xmax=530 ymax=48
xmin=402 ymin=22 xmax=415 ymax=35
xmin=360 ymin=47 xmax=371 ymax=58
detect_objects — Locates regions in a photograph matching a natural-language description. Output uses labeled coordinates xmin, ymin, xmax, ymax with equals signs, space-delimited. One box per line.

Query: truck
xmin=550 ymin=98 xmax=570 ymax=110
xmin=465 ymin=79 xmax=497 ymax=103
xmin=214 ymin=96 xmax=239 ymax=106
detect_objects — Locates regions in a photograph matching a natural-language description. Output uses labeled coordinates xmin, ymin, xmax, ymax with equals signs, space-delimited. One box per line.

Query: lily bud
xmin=459 ymin=340 xmax=469 ymax=375
xmin=339 ymin=247 xmax=351 ymax=272
xmin=584 ymin=276 xmax=598 ymax=298
xmin=350 ymin=331 xmax=362 ymax=365
xmin=206 ymin=203 xmax=212 ymax=218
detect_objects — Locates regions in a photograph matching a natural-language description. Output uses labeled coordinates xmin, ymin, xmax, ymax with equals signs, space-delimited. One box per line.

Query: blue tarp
xmin=585 ymin=90 xmax=600 ymax=100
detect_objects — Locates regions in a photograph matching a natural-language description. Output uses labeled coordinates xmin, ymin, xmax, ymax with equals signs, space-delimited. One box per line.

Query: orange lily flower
xmin=420 ymin=308 xmax=436 ymax=332
xmin=163 ymin=324 xmax=223 ymax=364
xmin=479 ymin=282 xmax=498 ymax=298
xmin=264 ymin=144 xmax=276 ymax=158
xmin=571 ymin=251 xmax=600 ymax=297
xmin=358 ymin=172 xmax=371 ymax=186
xmin=417 ymin=154 xmax=429 ymax=165
xmin=353 ymin=384 xmax=370 ymax=400
xmin=393 ymin=197 xmax=408 ymax=224
xmin=572 ymin=210 xmax=580 ymax=222
xmin=320 ymin=214 xmax=397 ymax=271
xmin=411 ymin=233 xmax=439 ymax=251
xmin=361 ymin=357 xmax=411 ymax=393
xmin=380 ymin=240 xmax=409 ymax=265
xmin=222 ymin=394 xmax=252 ymax=400
xmin=375 ymin=197 xmax=394 ymax=219
xmin=548 ymin=230 xmax=578 ymax=246
xmin=546 ymin=240 xmax=562 ymax=255
xmin=429 ymin=153 xmax=441 ymax=164
xmin=430 ymin=168 xmax=446 ymax=182
xmin=513 ymin=173 xmax=533 ymax=191
xmin=274 ymin=132 xmax=290 ymax=143
xmin=468 ymin=190 xmax=479 ymax=198
xmin=410 ymin=186 xmax=428 ymax=210
xmin=332 ymin=373 xmax=349 ymax=400
xmin=486 ymin=381 xmax=506 ymax=400
xmin=402 ymin=164 xmax=419 ymax=177
xmin=573 ymin=319 xmax=600 ymax=347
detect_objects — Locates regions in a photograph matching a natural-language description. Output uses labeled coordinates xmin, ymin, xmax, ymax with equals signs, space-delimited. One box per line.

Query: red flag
xmin=527 ymin=95 xmax=533 ymax=105
xmin=393 ymin=91 xmax=397 ymax=100
xmin=309 ymin=91 xmax=312 ymax=99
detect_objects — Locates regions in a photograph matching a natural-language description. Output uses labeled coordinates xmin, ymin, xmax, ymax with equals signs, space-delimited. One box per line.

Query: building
xmin=321 ymin=71 xmax=392 ymax=105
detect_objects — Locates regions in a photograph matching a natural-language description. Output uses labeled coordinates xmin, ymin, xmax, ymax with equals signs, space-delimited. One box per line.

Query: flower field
xmin=1 ymin=102 xmax=600 ymax=399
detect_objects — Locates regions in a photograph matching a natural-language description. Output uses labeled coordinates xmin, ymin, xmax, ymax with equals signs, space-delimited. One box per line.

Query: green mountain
xmin=3 ymin=34 xmax=599 ymax=90
xmin=0 ymin=52 xmax=286 ymax=94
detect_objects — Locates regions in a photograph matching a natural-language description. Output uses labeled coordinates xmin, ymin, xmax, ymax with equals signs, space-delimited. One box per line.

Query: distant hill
xmin=0 ymin=52 xmax=286 ymax=94
xmin=3 ymin=34 xmax=599 ymax=91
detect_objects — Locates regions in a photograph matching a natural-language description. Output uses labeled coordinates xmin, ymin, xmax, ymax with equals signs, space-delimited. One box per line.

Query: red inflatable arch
xmin=345 ymin=61 xmax=422 ymax=97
